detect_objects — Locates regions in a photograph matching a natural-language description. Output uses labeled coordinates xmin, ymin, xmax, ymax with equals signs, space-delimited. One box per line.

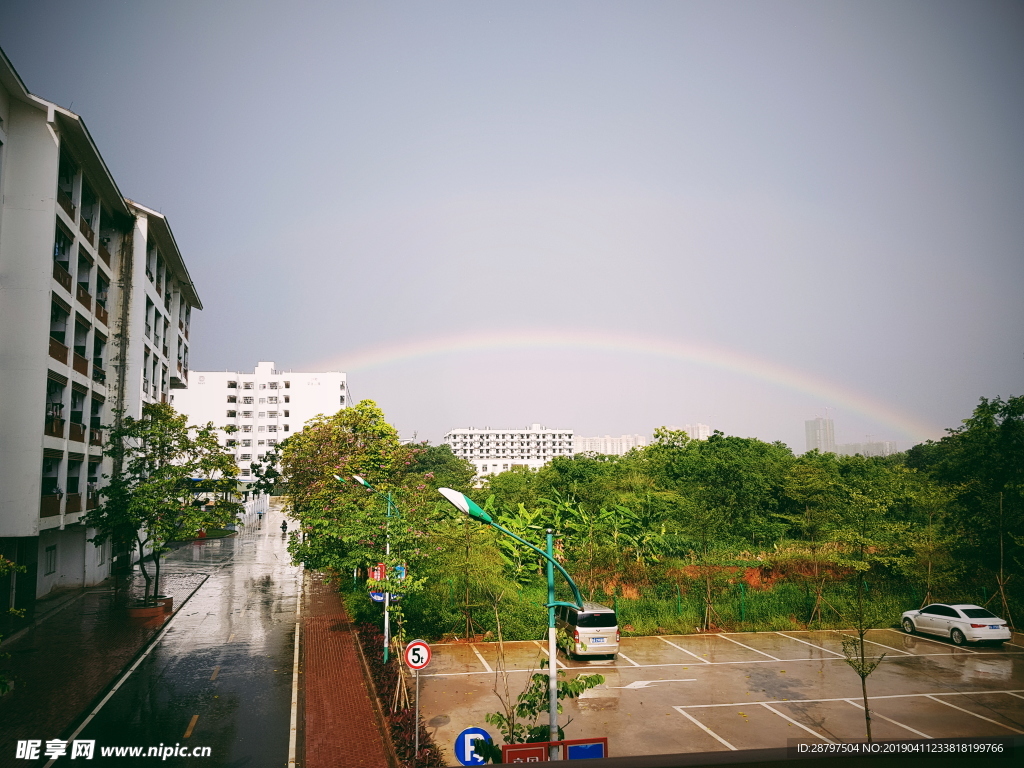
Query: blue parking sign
xmin=454 ymin=727 xmax=491 ymax=765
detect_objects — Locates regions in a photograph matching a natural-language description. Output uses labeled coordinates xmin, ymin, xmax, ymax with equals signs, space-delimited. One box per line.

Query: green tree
xmin=85 ymin=403 xmax=241 ymax=605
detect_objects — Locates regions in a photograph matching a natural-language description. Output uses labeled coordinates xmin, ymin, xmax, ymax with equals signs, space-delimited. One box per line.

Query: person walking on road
xmin=280 ymin=520 xmax=288 ymax=533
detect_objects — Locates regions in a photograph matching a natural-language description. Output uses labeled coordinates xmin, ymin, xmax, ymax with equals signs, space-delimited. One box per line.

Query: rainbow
xmin=315 ymin=329 xmax=940 ymax=441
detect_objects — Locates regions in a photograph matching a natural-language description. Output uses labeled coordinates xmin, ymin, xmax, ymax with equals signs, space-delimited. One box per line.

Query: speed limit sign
xmin=404 ymin=639 xmax=431 ymax=670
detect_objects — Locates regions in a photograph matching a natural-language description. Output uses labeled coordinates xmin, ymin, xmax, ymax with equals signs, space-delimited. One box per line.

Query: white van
xmin=555 ymin=601 xmax=619 ymax=659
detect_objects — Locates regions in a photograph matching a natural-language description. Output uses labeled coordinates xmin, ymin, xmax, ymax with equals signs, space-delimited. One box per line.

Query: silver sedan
xmin=901 ymin=603 xmax=1011 ymax=646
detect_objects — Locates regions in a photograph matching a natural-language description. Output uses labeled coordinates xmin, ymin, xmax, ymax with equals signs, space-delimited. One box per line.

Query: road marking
xmin=925 ymin=694 xmax=1024 ymax=734
xmin=1008 ymin=692 xmax=1024 ymax=700
xmin=718 ymin=634 xmax=780 ymax=660
xmin=470 ymin=644 xmax=494 ymax=673
xmin=674 ymin=689 xmax=1024 ymax=709
xmin=880 ymin=628 xmax=977 ymax=653
xmin=760 ymin=702 xmax=835 ymax=742
xmin=657 ymin=636 xmax=711 ymax=663
xmin=612 ymin=679 xmax=696 ymax=689
xmin=209 ymin=665 xmax=221 ymax=681
xmin=775 ymin=632 xmax=844 ymax=657
xmin=532 ymin=640 xmax=566 ymax=668
xmin=183 ymin=714 xmax=199 ymax=739
xmin=831 ymin=630 xmax=912 ymax=656
xmin=288 ymin=566 xmax=304 ymax=768
xmin=673 ymin=708 xmax=737 ymax=750
xmin=843 ymin=698 xmax=933 ymax=738
xmin=618 ymin=652 xmax=641 ymax=667
xmin=228 ymin=633 xmax=236 ymax=642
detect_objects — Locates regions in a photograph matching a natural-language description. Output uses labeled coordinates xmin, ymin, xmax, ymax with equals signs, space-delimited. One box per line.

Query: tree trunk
xmin=861 ymin=673 xmax=872 ymax=742
xmin=136 ymin=533 xmax=152 ymax=603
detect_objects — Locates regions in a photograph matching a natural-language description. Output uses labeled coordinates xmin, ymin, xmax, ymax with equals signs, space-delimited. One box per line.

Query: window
xmin=283 ymin=410 xmax=290 ymax=417
xmin=283 ymin=395 xmax=290 ymax=403
xmin=258 ymin=412 xmax=266 ymax=418
xmin=340 ymin=396 xmax=345 ymax=404
xmin=258 ymin=426 xmax=265 ymax=432
xmin=95 ymin=539 xmax=106 ymax=566
xmin=267 ymin=439 xmax=278 ymax=446
xmin=240 ymin=468 xmax=251 ymax=477
xmin=240 ymin=453 xmax=252 ymax=460
xmin=283 ymin=424 xmax=289 ymax=432
xmin=259 ymin=383 xmax=266 ymax=389
xmin=242 ymin=439 xmax=252 ymax=447
xmin=227 ymin=395 xmax=237 ymax=403
xmin=267 ymin=396 xmax=278 ymax=404
xmin=268 ymin=425 xmax=277 ymax=432
xmin=269 ymin=382 xmax=279 ymax=389
xmin=242 ymin=411 xmax=253 ymax=418
xmin=284 ymin=381 xmax=290 ymax=388
xmin=227 ymin=380 xmax=237 ymax=388
xmin=259 ymin=398 xmax=266 ymax=404
xmin=258 ymin=440 xmax=266 ymax=446
xmin=242 ymin=397 xmax=253 ymax=404
xmin=242 ymin=425 xmax=252 ymax=433
xmin=268 ymin=411 xmax=278 ymax=418
xmin=243 ymin=382 xmax=253 ymax=389
xmin=226 ymin=410 xmax=237 ymax=418
xmin=45 ymin=545 xmax=57 ymax=575
xmin=226 ymin=440 xmax=237 ymax=447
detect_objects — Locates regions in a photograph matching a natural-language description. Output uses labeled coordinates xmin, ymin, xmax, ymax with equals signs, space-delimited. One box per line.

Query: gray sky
xmin=4 ymin=0 xmax=1022 ymax=449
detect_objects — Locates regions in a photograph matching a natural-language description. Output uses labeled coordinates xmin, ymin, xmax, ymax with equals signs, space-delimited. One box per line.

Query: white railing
xmin=243 ymin=494 xmax=270 ymax=517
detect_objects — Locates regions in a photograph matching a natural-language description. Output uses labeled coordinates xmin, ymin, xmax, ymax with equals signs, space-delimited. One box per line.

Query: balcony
xmin=72 ymin=353 xmax=89 ymax=376
xmin=86 ymin=491 xmax=99 ymax=511
xmin=40 ymin=494 xmax=62 ymax=518
xmin=99 ymin=243 xmax=112 ymax=266
xmin=75 ymin=284 xmax=92 ymax=310
xmin=162 ymin=344 xmax=169 ymax=358
xmin=69 ymin=422 xmax=86 ymax=443
xmin=95 ymin=303 xmax=108 ymax=326
xmin=89 ymin=427 xmax=103 ymax=446
xmin=49 ymin=337 xmax=69 ymax=365
xmin=44 ymin=417 xmax=66 ymax=438
xmin=66 ymin=492 xmax=82 ymax=515
xmin=92 ymin=364 xmax=106 ymax=385
xmin=79 ymin=216 xmax=95 ymax=245
xmin=53 ymin=261 xmax=73 ymax=292
xmin=57 ymin=188 xmax=76 ymax=220
xmin=145 ymin=323 xmax=152 ymax=338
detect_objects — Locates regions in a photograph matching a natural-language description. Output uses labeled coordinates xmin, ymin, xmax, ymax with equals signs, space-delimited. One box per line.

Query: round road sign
xmin=404 ymin=639 xmax=431 ymax=670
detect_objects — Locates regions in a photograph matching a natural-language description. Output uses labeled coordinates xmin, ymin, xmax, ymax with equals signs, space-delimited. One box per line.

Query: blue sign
xmin=369 ymin=592 xmax=385 ymax=603
xmin=566 ymin=742 xmax=606 ymax=760
xmin=454 ymin=727 xmax=491 ymax=765
xmin=394 ymin=564 xmax=407 ymax=580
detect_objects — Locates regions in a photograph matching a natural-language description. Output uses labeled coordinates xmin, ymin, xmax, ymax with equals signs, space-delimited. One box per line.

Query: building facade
xmin=805 ymin=417 xmax=836 ymax=454
xmin=837 ymin=441 xmax=898 ymax=458
xmin=172 ymin=361 xmax=350 ymax=482
xmin=573 ymin=434 xmax=647 ymax=455
xmin=444 ymin=424 xmax=574 ymax=477
xmin=0 ymin=48 xmax=201 ymax=616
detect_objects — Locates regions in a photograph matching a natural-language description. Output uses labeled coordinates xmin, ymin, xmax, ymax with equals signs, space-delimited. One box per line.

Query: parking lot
xmin=417 ymin=629 xmax=1024 ymax=762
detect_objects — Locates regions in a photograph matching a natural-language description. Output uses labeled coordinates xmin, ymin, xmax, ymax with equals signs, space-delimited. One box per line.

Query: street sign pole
xmin=547 ymin=528 xmax=559 ymax=761
xmin=414 ymin=666 xmax=420 ymax=764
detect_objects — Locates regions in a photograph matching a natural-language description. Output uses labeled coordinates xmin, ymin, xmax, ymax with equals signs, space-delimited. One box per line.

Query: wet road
xmin=50 ymin=503 xmax=301 ymax=766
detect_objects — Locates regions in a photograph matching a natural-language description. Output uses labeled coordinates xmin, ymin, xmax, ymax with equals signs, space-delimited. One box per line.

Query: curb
xmin=350 ymin=620 xmax=402 ymax=768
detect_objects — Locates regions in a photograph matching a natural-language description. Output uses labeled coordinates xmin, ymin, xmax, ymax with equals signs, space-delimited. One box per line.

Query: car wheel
xmin=950 ymin=628 xmax=967 ymax=646
xmin=902 ymin=618 xmax=915 ymax=634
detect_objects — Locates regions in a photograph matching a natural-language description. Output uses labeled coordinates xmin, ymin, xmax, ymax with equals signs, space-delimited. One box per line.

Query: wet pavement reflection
xmin=67 ymin=503 xmax=301 ymax=766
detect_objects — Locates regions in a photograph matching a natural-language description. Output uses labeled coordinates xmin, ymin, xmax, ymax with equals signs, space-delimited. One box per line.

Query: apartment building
xmin=443 ymin=423 xmax=574 ymax=477
xmin=173 ymin=362 xmax=351 ymax=482
xmin=573 ymin=434 xmax=647 ymax=455
xmin=0 ymin=48 xmax=200 ymax=620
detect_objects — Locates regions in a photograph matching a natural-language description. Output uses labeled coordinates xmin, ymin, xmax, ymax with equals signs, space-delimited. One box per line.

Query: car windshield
xmin=576 ymin=612 xmax=617 ymax=628
xmin=961 ymin=608 xmax=997 ymax=619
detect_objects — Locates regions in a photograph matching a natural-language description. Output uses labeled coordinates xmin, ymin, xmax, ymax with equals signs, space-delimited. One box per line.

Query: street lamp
xmin=438 ymin=487 xmax=583 ymax=760
xmin=335 ymin=474 xmax=397 ymax=662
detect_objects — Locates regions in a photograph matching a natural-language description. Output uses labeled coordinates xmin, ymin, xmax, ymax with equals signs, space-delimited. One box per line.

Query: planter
xmin=127 ymin=604 xmax=164 ymax=618
xmin=155 ymin=595 xmax=174 ymax=613
xmin=197 ymin=530 xmax=207 ymax=539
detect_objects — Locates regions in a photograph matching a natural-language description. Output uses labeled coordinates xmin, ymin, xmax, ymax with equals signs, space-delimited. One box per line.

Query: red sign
xmin=501 ymin=743 xmax=552 ymax=762
xmin=369 ymin=563 xmax=385 ymax=581
xmin=404 ymin=639 xmax=431 ymax=670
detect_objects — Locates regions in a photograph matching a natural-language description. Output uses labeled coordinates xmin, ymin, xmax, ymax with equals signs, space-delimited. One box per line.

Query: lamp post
xmin=438 ymin=487 xmax=583 ymax=761
xmin=336 ymin=474 xmax=397 ymax=662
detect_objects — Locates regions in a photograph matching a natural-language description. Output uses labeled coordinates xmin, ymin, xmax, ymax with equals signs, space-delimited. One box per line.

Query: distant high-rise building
xmin=805 ymin=417 xmax=836 ymax=453
xmin=837 ymin=441 xmax=898 ymax=458
xmin=683 ymin=423 xmax=711 ymax=441
xmin=573 ymin=434 xmax=647 ymax=455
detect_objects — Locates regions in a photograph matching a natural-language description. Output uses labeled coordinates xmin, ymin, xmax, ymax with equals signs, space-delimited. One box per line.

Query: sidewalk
xmin=303 ymin=572 xmax=394 ymax=768
xmin=0 ymin=546 xmax=214 ymax=765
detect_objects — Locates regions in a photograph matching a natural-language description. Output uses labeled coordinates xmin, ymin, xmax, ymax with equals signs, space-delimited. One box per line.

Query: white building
xmin=682 ymin=424 xmax=711 ymax=441
xmin=573 ymin=434 xmax=647 ymax=455
xmin=837 ymin=441 xmax=898 ymax=458
xmin=444 ymin=423 xmax=574 ymax=477
xmin=173 ymin=362 xmax=351 ymax=482
xmin=0 ymin=47 xmax=200 ymax=613
xmin=805 ymin=417 xmax=836 ymax=453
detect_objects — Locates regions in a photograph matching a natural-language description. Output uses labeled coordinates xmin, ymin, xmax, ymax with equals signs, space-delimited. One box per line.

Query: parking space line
xmin=470 ymin=644 xmax=493 ymax=673
xmin=532 ymin=640 xmax=567 ymax=669
xmin=675 ymin=689 xmax=1024 ymax=709
xmin=673 ymin=707 xmax=737 ymax=750
xmin=775 ymin=632 xmax=844 ymax=657
xmin=183 ymin=714 xmax=199 ymax=739
xmin=925 ymin=695 xmax=1024 ymax=734
xmin=760 ymin=703 xmax=834 ymax=743
xmin=618 ymin=652 xmax=641 ymax=667
xmin=209 ymin=665 xmax=221 ymax=681
xmin=880 ymin=628 xmax=977 ymax=653
xmin=832 ymin=630 xmax=912 ymax=656
xmin=657 ymin=636 xmax=711 ymax=663
xmin=843 ymin=699 xmax=933 ymax=738
xmin=718 ymin=634 xmax=779 ymax=660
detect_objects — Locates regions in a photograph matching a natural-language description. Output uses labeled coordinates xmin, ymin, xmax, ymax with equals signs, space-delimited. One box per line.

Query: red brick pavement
xmin=304 ymin=574 xmax=393 ymax=768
